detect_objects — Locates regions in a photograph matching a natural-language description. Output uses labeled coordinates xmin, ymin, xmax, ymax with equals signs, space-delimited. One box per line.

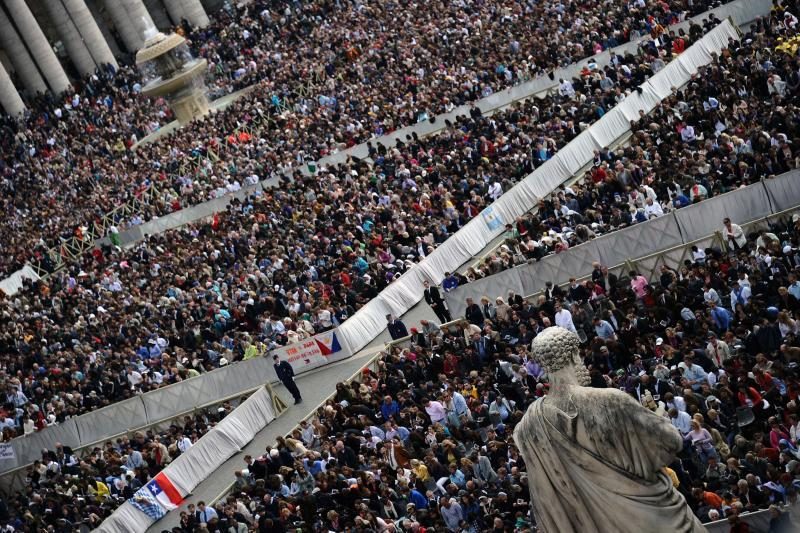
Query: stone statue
xmin=513 ymin=327 xmax=706 ymax=532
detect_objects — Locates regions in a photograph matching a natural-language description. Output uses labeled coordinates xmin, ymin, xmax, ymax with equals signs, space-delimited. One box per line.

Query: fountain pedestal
xmin=136 ymin=31 xmax=209 ymax=125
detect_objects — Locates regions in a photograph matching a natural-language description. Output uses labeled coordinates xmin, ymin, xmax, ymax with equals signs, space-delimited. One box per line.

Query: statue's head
xmin=531 ymin=326 xmax=590 ymax=385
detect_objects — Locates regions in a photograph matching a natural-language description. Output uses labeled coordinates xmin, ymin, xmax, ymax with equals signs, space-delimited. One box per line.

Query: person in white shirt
xmin=664 ymin=392 xmax=687 ymax=413
xmin=723 ymin=217 xmax=747 ymax=250
xmin=558 ymin=78 xmax=575 ymax=98
xmin=692 ymin=246 xmax=706 ymax=264
xmin=669 ymin=408 xmax=693 ymax=437
xmin=317 ymin=308 xmax=333 ymax=329
xmin=730 ymin=280 xmax=751 ymax=309
xmin=680 ymin=124 xmax=697 ymax=143
xmin=706 ymin=334 xmax=730 ymax=368
xmin=643 ymin=197 xmax=663 ymax=218
xmin=703 ymin=286 xmax=721 ymax=306
xmin=554 ymin=301 xmax=577 ymax=334
xmin=488 ymin=181 xmax=503 ymax=201
xmin=177 ymin=433 xmax=193 ymax=453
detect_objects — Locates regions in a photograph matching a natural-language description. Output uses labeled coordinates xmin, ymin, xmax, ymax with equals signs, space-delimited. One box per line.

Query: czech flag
xmin=315 ymin=331 xmax=342 ymax=355
xmin=145 ymin=472 xmax=184 ymax=511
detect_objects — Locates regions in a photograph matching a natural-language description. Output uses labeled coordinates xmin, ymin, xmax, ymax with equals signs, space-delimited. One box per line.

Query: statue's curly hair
xmin=531 ymin=326 xmax=581 ymax=374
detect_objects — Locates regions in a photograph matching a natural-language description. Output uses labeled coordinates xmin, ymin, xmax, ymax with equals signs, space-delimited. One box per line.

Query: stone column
xmin=118 ymin=0 xmax=156 ymax=44
xmin=44 ymin=0 xmax=97 ymax=76
xmin=103 ymin=0 xmax=143 ymax=52
xmin=0 ymin=61 xmax=26 ymax=116
xmin=180 ymin=0 xmax=209 ymax=28
xmin=143 ymin=0 xmax=172 ymax=31
xmin=161 ymin=0 xmax=185 ymax=26
xmin=5 ymin=0 xmax=71 ymax=94
xmin=0 ymin=9 xmax=47 ymax=95
xmin=62 ymin=0 xmax=118 ymax=70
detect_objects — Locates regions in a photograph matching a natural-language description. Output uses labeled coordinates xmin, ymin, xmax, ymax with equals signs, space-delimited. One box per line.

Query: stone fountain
xmin=135 ymin=23 xmax=209 ymax=125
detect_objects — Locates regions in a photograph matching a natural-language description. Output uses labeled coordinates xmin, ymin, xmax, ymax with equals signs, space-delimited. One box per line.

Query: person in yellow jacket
xmin=88 ymin=479 xmax=110 ymax=502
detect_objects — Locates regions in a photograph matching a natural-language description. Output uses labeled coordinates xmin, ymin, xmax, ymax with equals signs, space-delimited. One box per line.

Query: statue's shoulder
xmin=572 ymin=385 xmax=637 ymax=404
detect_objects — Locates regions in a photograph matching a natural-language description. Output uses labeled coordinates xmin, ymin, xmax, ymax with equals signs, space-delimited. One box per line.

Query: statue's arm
xmin=603 ymin=389 xmax=683 ymax=476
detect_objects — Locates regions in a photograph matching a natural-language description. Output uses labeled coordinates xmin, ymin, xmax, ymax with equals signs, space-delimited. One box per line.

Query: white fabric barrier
xmin=447 ymin=268 xmax=526 ymax=319
xmin=445 ymin=175 xmax=800 ymax=310
xmin=706 ymin=509 xmax=772 ymax=533
xmin=0 ymin=265 xmax=40 ymax=297
xmin=95 ymin=387 xmax=277 ymax=533
xmin=674 ymin=183 xmax=773 ymax=242
xmin=764 ymin=169 xmax=800 ymax=213
xmin=338 ymin=20 xmax=741 ymax=355
xmin=0 ymin=328 xmax=351 ymax=478
xmin=94 ymin=502 xmax=153 ymax=533
xmin=444 ymin=176 xmax=800 ymax=312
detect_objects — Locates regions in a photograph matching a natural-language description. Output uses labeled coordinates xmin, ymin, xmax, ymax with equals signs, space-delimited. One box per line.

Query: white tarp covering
xmin=674 ymin=183 xmax=773 ymax=242
xmin=94 ymin=502 xmax=152 ymax=533
xmin=597 ymin=214 xmax=684 ymax=268
xmin=0 ymin=265 xmax=40 ymax=297
xmin=0 ymin=330 xmax=352 ymax=478
xmin=3 ymin=418 xmax=80 ymax=471
xmin=337 ymin=20 xmax=741 ymax=355
xmin=94 ymin=387 xmax=277 ymax=533
xmin=445 ymin=177 xmax=800 ymax=310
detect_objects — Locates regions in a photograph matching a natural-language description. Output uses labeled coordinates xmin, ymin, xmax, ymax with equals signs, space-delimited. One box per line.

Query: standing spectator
xmin=196 ymin=501 xmax=218 ymax=525
xmin=440 ymin=497 xmax=464 ymax=530
xmin=273 ymin=355 xmax=302 ymax=404
xmin=723 ymin=217 xmax=747 ymax=251
xmin=424 ymin=280 xmax=452 ymax=323
xmin=630 ymin=271 xmax=650 ymax=300
xmin=387 ymin=314 xmax=409 ymax=340
xmin=464 ymin=298 xmax=485 ymax=327
xmin=554 ymin=301 xmax=577 ymax=334
xmin=593 ymin=317 xmax=617 ymax=340
xmin=442 ymin=272 xmax=459 ymax=292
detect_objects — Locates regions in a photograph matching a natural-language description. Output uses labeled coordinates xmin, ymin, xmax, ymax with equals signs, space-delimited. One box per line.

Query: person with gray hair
xmin=513 ymin=326 xmax=706 ymax=532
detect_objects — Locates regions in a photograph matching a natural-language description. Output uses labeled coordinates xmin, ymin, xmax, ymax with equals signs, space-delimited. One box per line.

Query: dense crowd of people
xmin=3 ymin=0 xmax=800 ymax=531
xmin=1 ymin=396 xmax=243 ymax=530
xmin=0 ymin=0 xmax=732 ymax=278
xmin=0 ymin=8 xmax=714 ymax=442
xmin=448 ymin=9 xmax=800 ymax=288
xmin=185 ymin=210 xmax=800 ymax=532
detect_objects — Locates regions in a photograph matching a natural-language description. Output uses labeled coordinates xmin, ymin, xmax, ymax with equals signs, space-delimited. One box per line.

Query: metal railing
xmin=451 ymin=205 xmax=799 ymax=319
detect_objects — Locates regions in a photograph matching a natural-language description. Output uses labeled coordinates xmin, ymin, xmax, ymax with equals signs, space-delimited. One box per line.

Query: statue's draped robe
xmin=515 ymin=387 xmax=707 ymax=533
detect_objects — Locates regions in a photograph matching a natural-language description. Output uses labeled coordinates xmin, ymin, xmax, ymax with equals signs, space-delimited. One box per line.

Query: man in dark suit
xmin=386 ymin=314 xmax=409 ymax=340
xmin=273 ymin=355 xmax=302 ymax=404
xmin=543 ymin=281 xmax=564 ymax=301
xmin=464 ymin=298 xmax=484 ymax=327
xmin=423 ymin=280 xmax=452 ymax=323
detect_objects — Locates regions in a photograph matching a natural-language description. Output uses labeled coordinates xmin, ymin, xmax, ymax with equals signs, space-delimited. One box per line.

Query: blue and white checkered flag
xmin=129 ymin=487 xmax=166 ymax=520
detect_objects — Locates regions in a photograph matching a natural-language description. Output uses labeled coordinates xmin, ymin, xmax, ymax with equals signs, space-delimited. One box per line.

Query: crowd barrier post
xmin=266 ymin=382 xmax=289 ymax=415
